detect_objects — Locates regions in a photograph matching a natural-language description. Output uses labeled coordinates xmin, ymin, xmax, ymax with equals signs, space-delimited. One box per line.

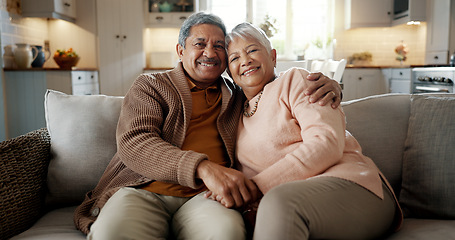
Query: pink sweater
xmin=236 ymin=67 xmax=384 ymax=198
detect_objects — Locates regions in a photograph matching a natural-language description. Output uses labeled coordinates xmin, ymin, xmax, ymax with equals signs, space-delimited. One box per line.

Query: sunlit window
xmin=207 ymin=0 xmax=335 ymax=60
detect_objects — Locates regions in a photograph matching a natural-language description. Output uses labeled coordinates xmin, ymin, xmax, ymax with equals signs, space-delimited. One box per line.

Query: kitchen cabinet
xmin=345 ymin=0 xmax=392 ymax=29
xmin=392 ymin=0 xmax=426 ymax=26
xmin=144 ymin=0 xmax=196 ymax=28
xmin=97 ymin=0 xmax=144 ymax=96
xmin=425 ymin=0 xmax=451 ymax=65
xmin=342 ymin=68 xmax=387 ymax=101
xmin=383 ymin=68 xmax=412 ymax=93
xmin=21 ymin=0 xmax=76 ymax=22
xmin=146 ymin=12 xmax=193 ymax=28
xmin=4 ymin=70 xmax=99 ymax=138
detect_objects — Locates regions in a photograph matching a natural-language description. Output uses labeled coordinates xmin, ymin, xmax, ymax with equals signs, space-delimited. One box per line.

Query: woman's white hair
xmin=226 ymin=22 xmax=273 ymax=52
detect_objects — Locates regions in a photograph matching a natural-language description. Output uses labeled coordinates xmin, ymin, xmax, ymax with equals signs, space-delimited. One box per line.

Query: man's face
xmin=177 ymin=24 xmax=227 ymax=88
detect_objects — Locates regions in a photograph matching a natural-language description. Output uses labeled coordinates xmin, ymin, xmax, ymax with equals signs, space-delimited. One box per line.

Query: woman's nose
xmin=241 ymin=55 xmax=252 ymax=66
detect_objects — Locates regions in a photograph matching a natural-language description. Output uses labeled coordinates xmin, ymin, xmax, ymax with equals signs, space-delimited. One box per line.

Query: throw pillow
xmin=0 ymin=129 xmax=50 ymax=239
xmin=400 ymin=95 xmax=455 ymax=218
xmin=44 ymin=90 xmax=124 ymax=207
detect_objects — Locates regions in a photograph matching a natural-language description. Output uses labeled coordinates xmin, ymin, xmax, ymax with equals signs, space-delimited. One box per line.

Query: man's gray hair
xmin=226 ymin=22 xmax=272 ymax=52
xmin=178 ymin=12 xmax=227 ymax=48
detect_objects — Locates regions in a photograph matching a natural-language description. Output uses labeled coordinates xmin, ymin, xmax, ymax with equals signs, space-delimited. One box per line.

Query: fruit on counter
xmin=54 ymin=48 xmax=78 ymax=58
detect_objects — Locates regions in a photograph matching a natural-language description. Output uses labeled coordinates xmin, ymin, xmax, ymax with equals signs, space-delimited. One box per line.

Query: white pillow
xmin=44 ymin=90 xmax=124 ymax=207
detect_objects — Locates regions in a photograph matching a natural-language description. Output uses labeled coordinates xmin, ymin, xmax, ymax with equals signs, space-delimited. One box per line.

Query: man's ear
xmin=176 ymin=44 xmax=184 ymax=59
xmin=271 ymin=49 xmax=277 ymax=67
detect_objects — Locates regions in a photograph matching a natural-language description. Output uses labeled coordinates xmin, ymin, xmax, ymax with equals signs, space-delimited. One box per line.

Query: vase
xmin=14 ymin=43 xmax=38 ymax=69
xmin=31 ymin=45 xmax=51 ymax=68
xmin=3 ymin=45 xmax=17 ymax=68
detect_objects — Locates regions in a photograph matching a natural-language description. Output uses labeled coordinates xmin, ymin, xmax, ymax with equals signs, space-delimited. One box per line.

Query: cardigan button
xmin=91 ymin=207 xmax=100 ymax=217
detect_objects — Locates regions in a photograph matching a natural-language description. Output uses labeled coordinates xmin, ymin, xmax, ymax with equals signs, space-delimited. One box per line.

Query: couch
xmin=1 ymin=90 xmax=455 ymax=240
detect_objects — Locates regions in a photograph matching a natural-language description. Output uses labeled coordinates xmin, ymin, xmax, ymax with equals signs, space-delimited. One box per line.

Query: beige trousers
xmin=87 ymin=187 xmax=245 ymax=240
xmin=253 ymin=177 xmax=396 ymax=240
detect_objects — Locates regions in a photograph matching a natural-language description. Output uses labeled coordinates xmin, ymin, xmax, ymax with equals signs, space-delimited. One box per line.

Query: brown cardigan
xmin=73 ymin=63 xmax=243 ymax=234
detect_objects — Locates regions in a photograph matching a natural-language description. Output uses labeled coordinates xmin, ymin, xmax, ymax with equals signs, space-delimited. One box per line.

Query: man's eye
xmin=215 ymin=45 xmax=225 ymax=50
xmin=194 ymin=43 xmax=205 ymax=48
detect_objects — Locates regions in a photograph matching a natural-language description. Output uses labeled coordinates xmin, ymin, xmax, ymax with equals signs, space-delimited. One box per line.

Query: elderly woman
xmin=223 ymin=22 xmax=403 ymax=239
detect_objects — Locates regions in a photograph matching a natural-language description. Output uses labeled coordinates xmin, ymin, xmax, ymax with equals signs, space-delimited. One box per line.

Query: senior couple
xmin=75 ymin=12 xmax=402 ymax=240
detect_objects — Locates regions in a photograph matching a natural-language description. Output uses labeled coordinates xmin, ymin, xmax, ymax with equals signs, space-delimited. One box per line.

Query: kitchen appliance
xmin=412 ymin=67 xmax=455 ymax=93
xmin=392 ymin=0 xmax=425 ymax=26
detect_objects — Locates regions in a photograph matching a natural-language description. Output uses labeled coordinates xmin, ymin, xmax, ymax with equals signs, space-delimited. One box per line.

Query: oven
xmin=412 ymin=67 xmax=455 ymax=93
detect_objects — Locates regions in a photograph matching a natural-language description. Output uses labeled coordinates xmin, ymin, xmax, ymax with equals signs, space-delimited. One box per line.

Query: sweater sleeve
xmin=252 ymin=69 xmax=346 ymax=193
xmin=115 ymin=74 xmax=206 ymax=189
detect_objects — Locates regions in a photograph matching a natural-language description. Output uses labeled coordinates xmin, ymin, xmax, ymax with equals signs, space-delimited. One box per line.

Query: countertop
xmin=346 ymin=64 xmax=454 ymax=69
xmin=3 ymin=67 xmax=99 ymax=71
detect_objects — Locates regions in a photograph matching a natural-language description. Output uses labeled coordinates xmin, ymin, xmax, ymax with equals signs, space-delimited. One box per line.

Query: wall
xmin=332 ymin=0 xmax=426 ymax=67
xmin=334 ymin=24 xmax=427 ymax=66
xmin=143 ymin=28 xmax=180 ymax=68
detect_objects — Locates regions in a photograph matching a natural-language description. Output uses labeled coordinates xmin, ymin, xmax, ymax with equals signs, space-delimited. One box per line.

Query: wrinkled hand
xmin=197 ymin=160 xmax=260 ymax=208
xmin=304 ymin=72 xmax=342 ymax=109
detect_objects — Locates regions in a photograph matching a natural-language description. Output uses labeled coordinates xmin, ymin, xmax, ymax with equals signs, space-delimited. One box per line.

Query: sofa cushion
xmin=0 ymin=129 xmax=50 ymax=239
xmin=400 ymin=95 xmax=455 ymax=219
xmin=44 ymin=90 xmax=124 ymax=207
xmin=342 ymin=94 xmax=411 ymax=195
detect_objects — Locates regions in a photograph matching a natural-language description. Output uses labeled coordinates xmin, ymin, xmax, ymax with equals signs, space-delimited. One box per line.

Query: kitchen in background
xmin=0 ymin=0 xmax=454 ymax=141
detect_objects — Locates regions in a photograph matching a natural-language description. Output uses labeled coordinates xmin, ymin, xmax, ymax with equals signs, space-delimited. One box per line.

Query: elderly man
xmin=74 ymin=12 xmax=342 ymax=240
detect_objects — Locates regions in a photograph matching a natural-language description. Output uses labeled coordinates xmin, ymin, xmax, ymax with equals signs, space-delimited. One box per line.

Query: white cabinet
xmin=382 ymin=68 xmax=412 ymax=93
xmin=4 ymin=70 xmax=99 ymax=138
xmin=345 ymin=0 xmax=392 ymax=29
xmin=71 ymin=71 xmax=100 ymax=95
xmin=146 ymin=12 xmax=192 ymax=28
xmin=143 ymin=0 xmax=196 ymax=27
xmin=342 ymin=68 xmax=387 ymax=101
xmin=97 ymin=0 xmax=144 ymax=96
xmin=425 ymin=0 xmax=451 ymax=65
xmin=21 ymin=0 xmax=76 ymax=22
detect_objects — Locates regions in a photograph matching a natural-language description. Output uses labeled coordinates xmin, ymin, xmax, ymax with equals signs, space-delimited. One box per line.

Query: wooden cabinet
xmin=342 ymin=68 xmax=387 ymax=101
xmin=4 ymin=70 xmax=99 ymax=138
xmin=345 ymin=0 xmax=392 ymax=29
xmin=22 ymin=0 xmax=76 ymax=22
xmin=97 ymin=0 xmax=144 ymax=96
xmin=425 ymin=0 xmax=451 ymax=65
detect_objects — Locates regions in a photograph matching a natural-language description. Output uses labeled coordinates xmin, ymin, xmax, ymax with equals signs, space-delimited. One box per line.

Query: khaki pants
xmin=253 ymin=177 xmax=396 ymax=240
xmin=88 ymin=187 xmax=245 ymax=240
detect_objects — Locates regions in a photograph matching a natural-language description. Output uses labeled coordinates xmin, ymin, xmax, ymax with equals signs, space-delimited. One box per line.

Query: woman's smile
xmin=242 ymin=67 xmax=260 ymax=76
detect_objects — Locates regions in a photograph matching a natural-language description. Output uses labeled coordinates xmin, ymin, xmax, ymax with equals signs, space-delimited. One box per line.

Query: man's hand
xmin=304 ymin=72 xmax=342 ymax=109
xmin=196 ymin=160 xmax=259 ymax=208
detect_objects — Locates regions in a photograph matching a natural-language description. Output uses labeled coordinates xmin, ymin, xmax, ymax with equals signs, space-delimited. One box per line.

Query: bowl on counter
xmin=53 ymin=56 xmax=80 ymax=69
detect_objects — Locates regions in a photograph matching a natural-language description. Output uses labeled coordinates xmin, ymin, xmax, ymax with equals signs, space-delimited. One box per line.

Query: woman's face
xmin=227 ymin=36 xmax=276 ymax=97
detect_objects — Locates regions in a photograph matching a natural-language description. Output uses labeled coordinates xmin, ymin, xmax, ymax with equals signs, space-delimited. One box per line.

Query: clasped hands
xmin=196 ymin=160 xmax=261 ymax=209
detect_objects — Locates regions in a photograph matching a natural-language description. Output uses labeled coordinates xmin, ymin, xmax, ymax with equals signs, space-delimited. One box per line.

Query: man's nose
xmin=203 ymin=46 xmax=217 ymax=58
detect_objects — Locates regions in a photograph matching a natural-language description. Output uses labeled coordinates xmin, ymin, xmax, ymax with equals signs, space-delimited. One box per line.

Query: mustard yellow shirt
xmin=141 ymin=78 xmax=228 ymax=197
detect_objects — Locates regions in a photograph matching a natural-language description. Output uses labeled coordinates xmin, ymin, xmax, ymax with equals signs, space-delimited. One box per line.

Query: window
xmin=207 ymin=0 xmax=335 ymax=60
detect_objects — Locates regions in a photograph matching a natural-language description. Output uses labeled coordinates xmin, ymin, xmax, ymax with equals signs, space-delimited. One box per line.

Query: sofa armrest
xmin=0 ymin=128 xmax=51 ymax=239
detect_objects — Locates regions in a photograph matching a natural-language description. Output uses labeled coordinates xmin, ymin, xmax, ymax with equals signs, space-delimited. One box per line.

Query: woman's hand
xmin=197 ymin=160 xmax=260 ymax=208
xmin=304 ymin=72 xmax=343 ymax=109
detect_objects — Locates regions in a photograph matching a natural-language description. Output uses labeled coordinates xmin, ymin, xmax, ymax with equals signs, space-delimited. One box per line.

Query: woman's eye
xmin=248 ymin=49 xmax=258 ymax=54
xmin=230 ymin=57 xmax=238 ymax=63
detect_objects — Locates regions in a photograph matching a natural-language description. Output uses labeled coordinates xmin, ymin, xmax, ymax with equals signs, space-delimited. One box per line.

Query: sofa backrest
xmin=44 ymin=90 xmax=124 ymax=207
xmin=342 ymin=94 xmax=411 ymax=195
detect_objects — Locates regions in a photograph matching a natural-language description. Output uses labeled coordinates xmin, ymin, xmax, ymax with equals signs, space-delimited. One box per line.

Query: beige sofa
xmin=1 ymin=90 xmax=455 ymax=240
